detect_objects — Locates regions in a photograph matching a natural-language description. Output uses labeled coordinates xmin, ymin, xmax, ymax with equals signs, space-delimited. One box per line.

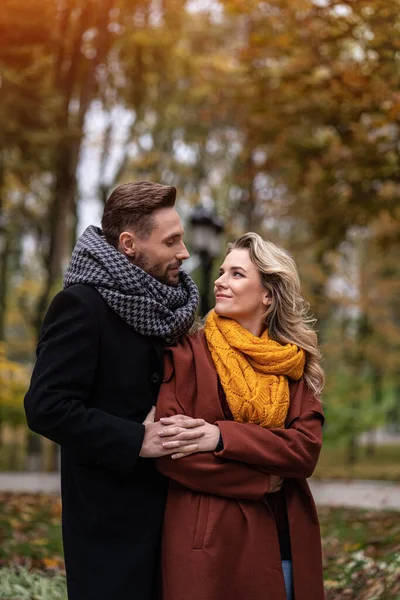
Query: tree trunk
xmin=365 ymin=366 xmax=383 ymax=458
xmin=0 ymin=153 xmax=7 ymax=342
xmin=388 ymin=373 xmax=400 ymax=433
xmin=346 ymin=398 xmax=359 ymax=470
xmin=45 ymin=440 xmax=60 ymax=472
xmin=33 ymin=144 xmax=79 ymax=338
xmin=0 ymin=230 xmax=10 ymax=342
xmin=25 ymin=433 xmax=43 ymax=472
xmin=33 ymin=0 xmax=116 ymax=338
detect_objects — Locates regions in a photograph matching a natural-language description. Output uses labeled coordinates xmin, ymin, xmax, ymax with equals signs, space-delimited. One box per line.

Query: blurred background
xmin=0 ymin=0 xmax=399 ymax=598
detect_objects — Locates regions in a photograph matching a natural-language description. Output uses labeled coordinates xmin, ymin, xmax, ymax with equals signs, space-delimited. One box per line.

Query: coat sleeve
xmin=155 ymin=452 xmax=270 ymax=500
xmin=155 ymin=391 xmax=270 ymax=500
xmin=24 ymin=288 xmax=145 ymax=476
xmin=215 ymin=383 xmax=324 ymax=479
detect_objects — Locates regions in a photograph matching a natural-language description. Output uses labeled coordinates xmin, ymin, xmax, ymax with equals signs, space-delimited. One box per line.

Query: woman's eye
xmin=233 ymin=271 xmax=243 ymax=277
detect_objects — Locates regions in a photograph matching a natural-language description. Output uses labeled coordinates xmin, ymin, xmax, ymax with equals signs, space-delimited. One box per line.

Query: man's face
xmin=119 ymin=207 xmax=190 ymax=286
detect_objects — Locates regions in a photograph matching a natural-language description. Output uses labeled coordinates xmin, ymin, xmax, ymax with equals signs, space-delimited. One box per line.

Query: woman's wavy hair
xmin=228 ymin=232 xmax=325 ymax=398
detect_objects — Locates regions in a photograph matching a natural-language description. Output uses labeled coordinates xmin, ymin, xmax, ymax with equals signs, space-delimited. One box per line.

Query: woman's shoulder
xmin=188 ymin=327 xmax=206 ymax=343
xmin=171 ymin=328 xmax=206 ymax=349
xmin=163 ymin=328 xmax=214 ymax=383
xmin=287 ymin=377 xmax=324 ymax=424
xmin=165 ymin=329 xmax=207 ymax=361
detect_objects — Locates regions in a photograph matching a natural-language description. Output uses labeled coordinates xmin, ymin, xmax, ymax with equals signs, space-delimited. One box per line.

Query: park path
xmin=0 ymin=473 xmax=399 ymax=510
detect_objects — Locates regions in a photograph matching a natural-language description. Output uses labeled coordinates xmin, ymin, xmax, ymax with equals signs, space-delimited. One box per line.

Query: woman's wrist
xmin=214 ymin=429 xmax=224 ymax=452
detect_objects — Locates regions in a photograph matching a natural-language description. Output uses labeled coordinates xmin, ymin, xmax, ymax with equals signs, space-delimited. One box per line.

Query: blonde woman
xmin=155 ymin=233 xmax=325 ymax=600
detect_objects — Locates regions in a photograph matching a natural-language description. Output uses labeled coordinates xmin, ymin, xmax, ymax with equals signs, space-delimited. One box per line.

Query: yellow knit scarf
xmin=204 ymin=310 xmax=306 ymax=428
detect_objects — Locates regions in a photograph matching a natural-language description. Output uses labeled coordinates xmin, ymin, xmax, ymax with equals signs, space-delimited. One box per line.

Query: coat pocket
xmin=192 ymin=494 xmax=210 ymax=549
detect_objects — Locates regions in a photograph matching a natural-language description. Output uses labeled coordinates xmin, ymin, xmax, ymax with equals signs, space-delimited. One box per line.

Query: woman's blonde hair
xmin=228 ymin=232 xmax=325 ymax=398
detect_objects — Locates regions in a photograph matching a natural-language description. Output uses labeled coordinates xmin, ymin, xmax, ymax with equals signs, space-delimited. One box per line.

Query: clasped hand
xmin=139 ymin=407 xmax=220 ymax=459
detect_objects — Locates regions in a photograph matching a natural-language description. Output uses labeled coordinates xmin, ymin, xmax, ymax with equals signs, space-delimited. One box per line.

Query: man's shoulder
xmin=54 ymin=284 xmax=103 ymax=307
xmin=47 ymin=285 xmax=104 ymax=319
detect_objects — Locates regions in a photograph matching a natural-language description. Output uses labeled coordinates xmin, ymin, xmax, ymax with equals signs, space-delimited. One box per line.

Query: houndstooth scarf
xmin=63 ymin=225 xmax=199 ymax=345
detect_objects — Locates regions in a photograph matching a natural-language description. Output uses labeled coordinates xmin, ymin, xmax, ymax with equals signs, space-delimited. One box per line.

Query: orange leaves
xmin=0 ymin=492 xmax=65 ymax=572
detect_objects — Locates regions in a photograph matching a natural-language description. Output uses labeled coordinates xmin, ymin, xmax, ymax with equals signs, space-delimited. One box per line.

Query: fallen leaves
xmin=319 ymin=507 xmax=400 ymax=599
xmin=0 ymin=494 xmax=399 ymax=598
xmin=0 ymin=492 xmax=64 ymax=573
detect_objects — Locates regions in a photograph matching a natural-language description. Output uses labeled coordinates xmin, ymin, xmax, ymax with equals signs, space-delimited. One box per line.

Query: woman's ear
xmin=262 ymin=294 xmax=272 ymax=307
xmin=119 ymin=231 xmax=136 ymax=257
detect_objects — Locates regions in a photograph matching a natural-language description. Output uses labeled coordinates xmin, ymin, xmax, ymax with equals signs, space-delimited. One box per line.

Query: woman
xmin=155 ymin=233 xmax=325 ymax=600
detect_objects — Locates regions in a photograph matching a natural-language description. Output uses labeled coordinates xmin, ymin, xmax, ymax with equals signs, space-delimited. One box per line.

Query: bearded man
xmin=25 ymin=181 xmax=203 ymax=600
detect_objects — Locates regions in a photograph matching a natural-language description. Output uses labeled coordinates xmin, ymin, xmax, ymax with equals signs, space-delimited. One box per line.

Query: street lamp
xmin=189 ymin=204 xmax=224 ymax=316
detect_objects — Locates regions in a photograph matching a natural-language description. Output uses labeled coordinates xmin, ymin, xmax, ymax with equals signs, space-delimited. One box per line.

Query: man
xmin=24 ymin=181 xmax=204 ymax=600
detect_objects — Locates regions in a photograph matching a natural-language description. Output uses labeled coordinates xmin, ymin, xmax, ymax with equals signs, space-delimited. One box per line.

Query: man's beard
xmin=134 ymin=253 xmax=181 ymax=287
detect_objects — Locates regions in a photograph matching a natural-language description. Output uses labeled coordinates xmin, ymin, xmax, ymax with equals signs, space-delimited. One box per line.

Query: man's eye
xmin=166 ymin=240 xmax=175 ymax=247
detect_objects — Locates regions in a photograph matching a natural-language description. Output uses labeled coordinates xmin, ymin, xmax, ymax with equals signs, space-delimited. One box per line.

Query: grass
xmin=319 ymin=507 xmax=400 ymax=599
xmin=0 ymin=493 xmax=399 ymax=599
xmin=313 ymin=444 xmax=400 ymax=481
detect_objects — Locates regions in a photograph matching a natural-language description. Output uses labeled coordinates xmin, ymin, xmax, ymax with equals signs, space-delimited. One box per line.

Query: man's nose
xmin=176 ymin=241 xmax=190 ymax=261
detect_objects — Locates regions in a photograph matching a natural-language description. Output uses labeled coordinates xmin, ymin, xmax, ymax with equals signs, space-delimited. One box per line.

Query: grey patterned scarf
xmin=63 ymin=225 xmax=199 ymax=345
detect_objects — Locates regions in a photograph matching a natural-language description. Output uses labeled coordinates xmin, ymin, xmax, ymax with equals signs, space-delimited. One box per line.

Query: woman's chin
xmin=214 ymin=306 xmax=230 ymax=318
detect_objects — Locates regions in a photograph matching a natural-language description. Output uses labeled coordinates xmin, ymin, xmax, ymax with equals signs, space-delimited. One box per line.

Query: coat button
xmin=151 ymin=373 xmax=160 ymax=383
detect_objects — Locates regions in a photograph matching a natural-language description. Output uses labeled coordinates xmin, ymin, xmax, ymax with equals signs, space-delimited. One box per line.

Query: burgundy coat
xmin=155 ymin=332 xmax=325 ymax=600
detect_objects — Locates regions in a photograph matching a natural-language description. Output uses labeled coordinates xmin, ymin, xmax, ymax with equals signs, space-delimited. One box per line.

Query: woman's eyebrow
xmin=229 ymin=266 xmax=247 ymax=272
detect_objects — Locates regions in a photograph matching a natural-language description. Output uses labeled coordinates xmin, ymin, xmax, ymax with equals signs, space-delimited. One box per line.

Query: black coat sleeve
xmin=24 ymin=287 xmax=145 ymax=475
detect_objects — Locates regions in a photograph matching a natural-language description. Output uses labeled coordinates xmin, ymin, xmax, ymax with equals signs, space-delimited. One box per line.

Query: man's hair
xmin=101 ymin=181 xmax=177 ymax=247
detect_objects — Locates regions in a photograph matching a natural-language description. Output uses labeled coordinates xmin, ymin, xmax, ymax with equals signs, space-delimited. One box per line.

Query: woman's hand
xmin=160 ymin=416 xmax=220 ymax=459
xmin=140 ymin=408 xmax=205 ymax=458
xmin=268 ymin=474 xmax=284 ymax=493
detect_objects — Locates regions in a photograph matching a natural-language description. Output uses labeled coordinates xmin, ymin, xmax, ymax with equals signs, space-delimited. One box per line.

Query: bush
xmin=0 ymin=343 xmax=29 ymax=426
xmin=0 ymin=567 xmax=67 ymax=599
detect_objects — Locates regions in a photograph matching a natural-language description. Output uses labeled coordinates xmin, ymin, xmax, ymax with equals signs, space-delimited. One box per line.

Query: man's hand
xmin=139 ymin=407 xmax=206 ymax=458
xmin=159 ymin=416 xmax=220 ymax=459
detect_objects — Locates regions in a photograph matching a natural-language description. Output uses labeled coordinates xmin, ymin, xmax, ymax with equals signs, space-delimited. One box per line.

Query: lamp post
xmin=189 ymin=205 xmax=224 ymax=316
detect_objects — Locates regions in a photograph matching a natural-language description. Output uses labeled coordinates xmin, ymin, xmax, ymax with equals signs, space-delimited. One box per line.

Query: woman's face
xmin=213 ymin=248 xmax=270 ymax=333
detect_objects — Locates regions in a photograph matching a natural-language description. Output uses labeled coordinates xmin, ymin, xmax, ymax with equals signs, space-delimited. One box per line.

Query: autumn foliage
xmin=0 ymin=1 xmax=399 ymax=461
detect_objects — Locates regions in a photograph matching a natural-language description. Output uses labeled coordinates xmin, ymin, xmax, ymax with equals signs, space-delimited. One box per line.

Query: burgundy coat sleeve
xmin=215 ymin=380 xmax=324 ymax=479
xmin=156 ymin=452 xmax=270 ymax=500
xmin=155 ymin=387 xmax=270 ymax=500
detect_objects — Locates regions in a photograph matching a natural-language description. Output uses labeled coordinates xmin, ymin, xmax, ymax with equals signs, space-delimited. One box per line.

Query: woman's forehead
xmin=221 ymin=248 xmax=252 ymax=268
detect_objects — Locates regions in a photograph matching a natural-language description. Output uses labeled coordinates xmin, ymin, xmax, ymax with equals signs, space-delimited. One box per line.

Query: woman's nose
xmin=214 ymin=275 xmax=226 ymax=287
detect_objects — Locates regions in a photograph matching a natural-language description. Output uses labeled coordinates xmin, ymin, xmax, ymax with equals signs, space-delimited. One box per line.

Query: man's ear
xmin=118 ymin=231 xmax=136 ymax=257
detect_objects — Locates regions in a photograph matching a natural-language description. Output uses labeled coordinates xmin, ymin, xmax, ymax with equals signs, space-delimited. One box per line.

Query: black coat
xmin=24 ymin=284 xmax=168 ymax=600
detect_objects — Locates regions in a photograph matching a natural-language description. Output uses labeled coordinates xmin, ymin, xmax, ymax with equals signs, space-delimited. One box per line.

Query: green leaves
xmin=0 ymin=567 xmax=67 ymax=600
